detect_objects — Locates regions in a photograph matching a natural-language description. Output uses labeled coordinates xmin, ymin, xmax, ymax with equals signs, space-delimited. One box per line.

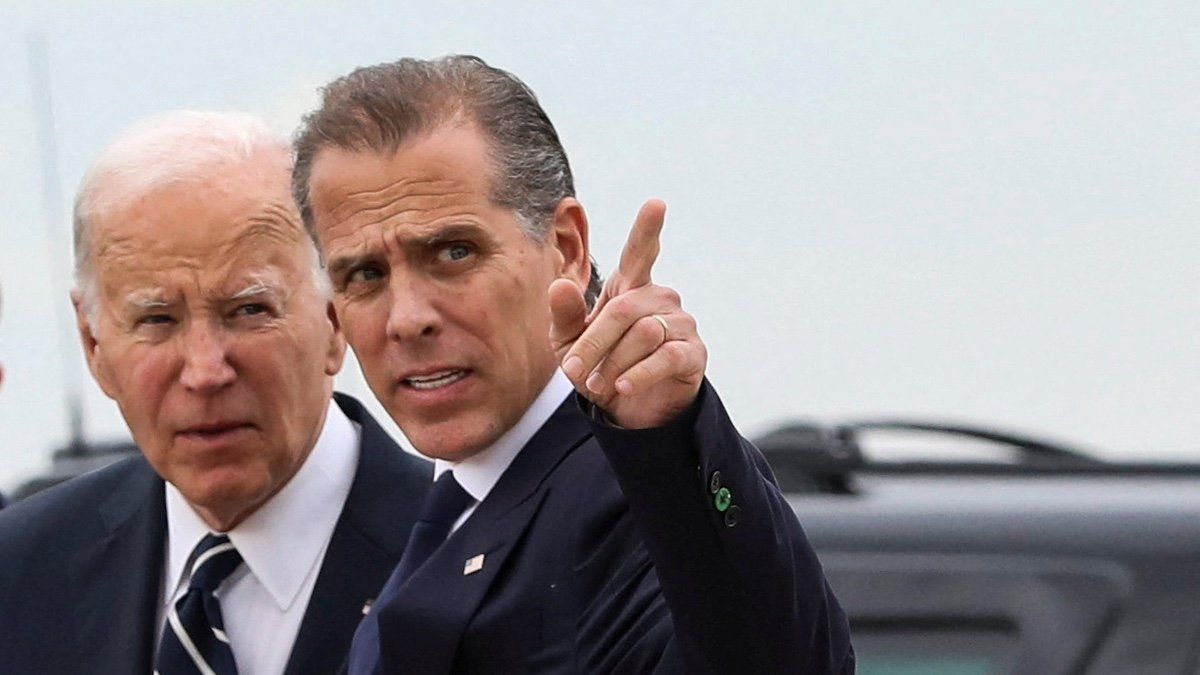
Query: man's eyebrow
xmin=228 ymin=281 xmax=279 ymax=301
xmin=327 ymin=253 xmax=368 ymax=278
xmin=122 ymin=291 xmax=170 ymax=311
xmin=417 ymin=222 xmax=489 ymax=247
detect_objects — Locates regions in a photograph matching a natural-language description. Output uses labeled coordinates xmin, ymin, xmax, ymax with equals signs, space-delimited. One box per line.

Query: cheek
xmin=481 ymin=279 xmax=553 ymax=367
xmin=339 ymin=299 xmax=389 ymax=353
xmin=114 ymin=347 xmax=176 ymax=426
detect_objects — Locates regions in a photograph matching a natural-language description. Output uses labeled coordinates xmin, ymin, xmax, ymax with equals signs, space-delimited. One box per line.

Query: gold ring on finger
xmin=652 ymin=314 xmax=669 ymax=343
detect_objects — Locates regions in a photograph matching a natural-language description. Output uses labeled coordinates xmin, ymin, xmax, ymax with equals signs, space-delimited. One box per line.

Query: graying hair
xmin=73 ymin=110 xmax=328 ymax=309
xmin=292 ymin=54 xmax=602 ymax=305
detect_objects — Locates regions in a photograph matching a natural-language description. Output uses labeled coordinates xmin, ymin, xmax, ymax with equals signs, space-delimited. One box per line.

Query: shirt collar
xmin=434 ymin=369 xmax=574 ymax=502
xmin=165 ymin=399 xmax=360 ymax=611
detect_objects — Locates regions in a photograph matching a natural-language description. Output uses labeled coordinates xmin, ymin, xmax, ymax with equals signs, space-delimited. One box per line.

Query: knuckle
xmin=659 ymin=286 xmax=682 ymax=306
xmin=636 ymin=317 xmax=662 ymax=342
xmin=628 ymin=361 xmax=657 ymax=385
xmin=576 ymin=333 xmax=606 ymax=357
xmin=608 ymin=296 xmax=637 ymax=324
xmin=663 ymin=340 xmax=689 ymax=365
xmin=598 ymin=355 xmax=624 ymax=378
xmin=675 ymin=312 xmax=697 ymax=335
xmin=690 ymin=344 xmax=709 ymax=376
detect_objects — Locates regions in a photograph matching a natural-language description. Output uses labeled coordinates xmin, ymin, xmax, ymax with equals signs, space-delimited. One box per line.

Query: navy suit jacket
xmin=0 ymin=393 xmax=432 ymax=675
xmin=373 ymin=382 xmax=854 ymax=674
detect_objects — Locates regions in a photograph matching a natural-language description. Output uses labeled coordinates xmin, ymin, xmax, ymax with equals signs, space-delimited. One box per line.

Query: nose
xmin=179 ymin=321 xmax=236 ymax=392
xmin=385 ymin=276 xmax=441 ymax=343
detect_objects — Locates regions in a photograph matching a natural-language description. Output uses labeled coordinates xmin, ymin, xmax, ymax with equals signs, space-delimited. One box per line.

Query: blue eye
xmin=348 ymin=265 xmax=386 ymax=284
xmin=139 ymin=314 xmax=174 ymax=326
xmin=442 ymin=244 xmax=472 ymax=262
xmin=235 ymin=303 xmax=268 ymax=316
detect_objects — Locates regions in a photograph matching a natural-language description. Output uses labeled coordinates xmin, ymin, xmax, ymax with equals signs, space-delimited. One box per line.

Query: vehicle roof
xmin=792 ymin=475 xmax=1200 ymax=559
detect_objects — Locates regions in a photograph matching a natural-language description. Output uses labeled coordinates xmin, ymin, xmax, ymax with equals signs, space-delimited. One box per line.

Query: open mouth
xmin=403 ymin=369 xmax=470 ymax=391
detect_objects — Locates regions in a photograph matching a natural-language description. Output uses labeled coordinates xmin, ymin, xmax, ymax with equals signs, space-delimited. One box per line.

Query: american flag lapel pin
xmin=463 ymin=554 xmax=485 ymax=575
xmin=361 ymin=599 xmax=373 ymax=615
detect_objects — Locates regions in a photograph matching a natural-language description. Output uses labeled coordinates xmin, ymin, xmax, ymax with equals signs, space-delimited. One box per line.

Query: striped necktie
xmin=156 ymin=533 xmax=243 ymax=675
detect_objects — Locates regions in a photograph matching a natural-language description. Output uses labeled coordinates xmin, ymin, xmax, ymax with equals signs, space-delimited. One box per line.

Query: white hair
xmin=72 ymin=110 xmax=328 ymax=311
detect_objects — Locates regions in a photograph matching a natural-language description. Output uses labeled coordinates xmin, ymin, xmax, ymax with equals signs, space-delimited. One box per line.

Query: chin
xmin=177 ymin=469 xmax=271 ymax=517
xmin=406 ymin=421 xmax=500 ymax=463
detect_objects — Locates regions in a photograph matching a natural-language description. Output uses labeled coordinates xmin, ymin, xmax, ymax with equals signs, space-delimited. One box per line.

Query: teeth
xmin=405 ymin=370 xmax=467 ymax=390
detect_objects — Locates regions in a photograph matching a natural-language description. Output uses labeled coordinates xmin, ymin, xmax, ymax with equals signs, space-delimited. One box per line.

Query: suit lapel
xmin=376 ymin=396 xmax=592 ymax=674
xmin=72 ymin=458 xmax=165 ymax=675
xmin=284 ymin=393 xmax=433 ymax=675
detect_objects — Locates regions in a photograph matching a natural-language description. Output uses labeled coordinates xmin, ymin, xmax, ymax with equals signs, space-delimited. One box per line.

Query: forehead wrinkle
xmin=215 ymin=222 xmax=303 ymax=265
xmin=232 ymin=203 xmax=305 ymax=242
xmin=327 ymin=175 xmax=475 ymax=231
xmin=254 ymin=200 xmax=304 ymax=229
xmin=94 ymin=200 xmax=303 ymax=270
xmin=94 ymin=233 xmax=147 ymax=268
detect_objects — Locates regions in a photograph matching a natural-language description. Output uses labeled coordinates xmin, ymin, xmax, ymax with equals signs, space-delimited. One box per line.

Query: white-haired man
xmin=0 ymin=111 xmax=432 ymax=675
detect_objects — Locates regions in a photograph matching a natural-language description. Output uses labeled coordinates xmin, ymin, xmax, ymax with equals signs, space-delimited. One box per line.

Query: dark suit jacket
xmin=0 ymin=393 xmax=432 ymax=675
xmin=374 ymin=381 xmax=854 ymax=674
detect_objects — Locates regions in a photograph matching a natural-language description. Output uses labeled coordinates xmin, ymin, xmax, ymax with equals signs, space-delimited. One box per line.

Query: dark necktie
xmin=346 ymin=471 xmax=474 ymax=674
xmin=156 ymin=533 xmax=244 ymax=675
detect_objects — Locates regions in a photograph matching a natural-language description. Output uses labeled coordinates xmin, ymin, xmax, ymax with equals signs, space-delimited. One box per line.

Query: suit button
xmin=714 ymin=487 xmax=732 ymax=512
xmin=724 ymin=505 xmax=740 ymax=527
xmin=709 ymin=471 xmax=723 ymax=494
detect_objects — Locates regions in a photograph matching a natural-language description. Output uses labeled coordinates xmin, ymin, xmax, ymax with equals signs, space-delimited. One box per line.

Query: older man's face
xmin=306 ymin=123 xmax=588 ymax=462
xmin=76 ymin=151 xmax=345 ymax=529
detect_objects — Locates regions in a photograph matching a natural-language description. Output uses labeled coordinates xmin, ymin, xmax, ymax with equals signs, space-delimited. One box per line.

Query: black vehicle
xmin=759 ymin=421 xmax=1200 ymax=675
xmin=14 ymin=421 xmax=1199 ymax=673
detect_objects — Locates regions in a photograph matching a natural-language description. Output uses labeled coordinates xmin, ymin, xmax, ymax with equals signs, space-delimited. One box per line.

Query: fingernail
xmin=563 ymin=355 xmax=583 ymax=379
xmin=586 ymin=372 xmax=605 ymax=394
xmin=615 ymin=378 xmax=633 ymax=396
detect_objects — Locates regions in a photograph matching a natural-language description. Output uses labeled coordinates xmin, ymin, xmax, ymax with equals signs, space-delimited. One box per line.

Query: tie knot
xmin=421 ymin=471 xmax=474 ymax=526
xmin=188 ymin=534 xmax=244 ymax=593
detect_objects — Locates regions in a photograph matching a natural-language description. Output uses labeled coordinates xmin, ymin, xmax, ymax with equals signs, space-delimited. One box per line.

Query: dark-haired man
xmin=295 ymin=56 xmax=853 ymax=674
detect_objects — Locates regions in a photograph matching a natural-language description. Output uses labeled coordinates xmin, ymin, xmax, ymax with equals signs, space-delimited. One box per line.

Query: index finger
xmin=616 ymin=199 xmax=667 ymax=289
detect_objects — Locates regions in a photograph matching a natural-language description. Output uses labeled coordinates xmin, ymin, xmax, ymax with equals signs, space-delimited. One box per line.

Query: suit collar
xmin=63 ymin=396 xmax=432 ymax=675
xmin=434 ymin=370 xmax=575 ymax=504
xmin=164 ymin=400 xmax=359 ymax=614
xmin=376 ymin=395 xmax=593 ymax=673
xmin=331 ymin=391 xmax=433 ymax=556
xmin=74 ymin=457 xmax=166 ymax=675
xmin=284 ymin=393 xmax=433 ymax=675
xmin=466 ymin=392 xmax=592 ymax=519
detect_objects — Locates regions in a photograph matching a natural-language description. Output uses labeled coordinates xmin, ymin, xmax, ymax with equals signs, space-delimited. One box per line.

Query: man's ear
xmin=324 ymin=299 xmax=348 ymax=376
xmin=71 ymin=289 xmax=117 ymax=399
xmin=549 ymin=197 xmax=591 ymax=292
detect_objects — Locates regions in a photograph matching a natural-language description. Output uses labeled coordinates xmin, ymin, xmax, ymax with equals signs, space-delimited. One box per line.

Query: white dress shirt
xmin=159 ymin=400 xmax=360 ymax=675
xmin=435 ymin=369 xmax=575 ymax=532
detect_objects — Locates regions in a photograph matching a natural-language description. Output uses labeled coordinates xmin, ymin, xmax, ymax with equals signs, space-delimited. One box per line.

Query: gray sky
xmin=1 ymin=1 xmax=1197 ymax=491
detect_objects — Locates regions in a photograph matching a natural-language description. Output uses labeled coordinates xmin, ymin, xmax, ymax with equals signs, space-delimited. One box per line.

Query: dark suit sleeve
xmin=586 ymin=380 xmax=855 ymax=674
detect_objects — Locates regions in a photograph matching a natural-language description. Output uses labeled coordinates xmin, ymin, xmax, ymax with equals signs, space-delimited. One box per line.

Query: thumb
xmin=548 ymin=277 xmax=588 ymax=354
